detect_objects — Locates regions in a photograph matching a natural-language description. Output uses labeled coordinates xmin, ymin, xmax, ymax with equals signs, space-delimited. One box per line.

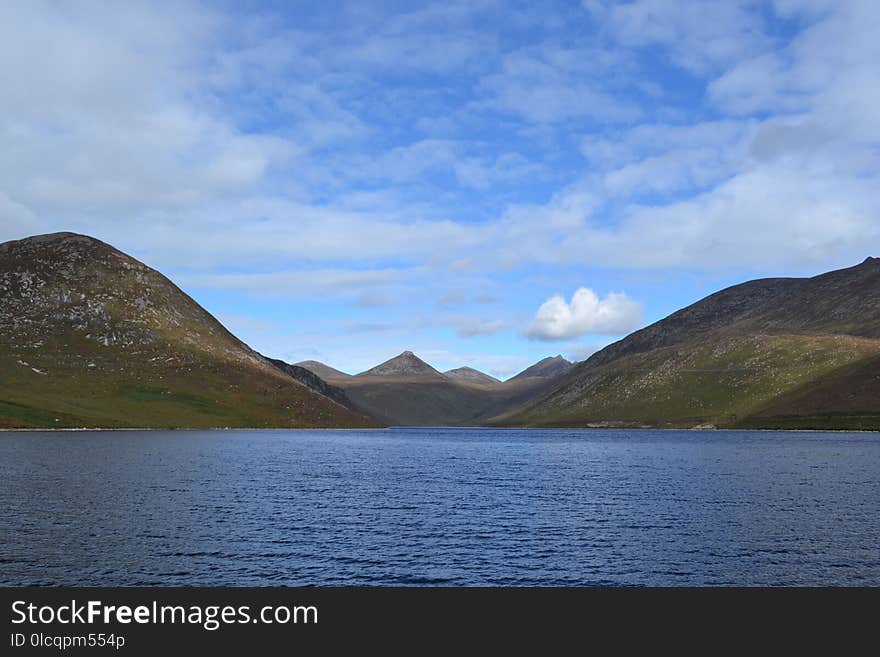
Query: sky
xmin=1 ymin=0 xmax=879 ymax=378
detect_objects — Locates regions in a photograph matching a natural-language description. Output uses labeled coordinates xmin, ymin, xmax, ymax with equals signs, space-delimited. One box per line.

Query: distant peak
xmin=358 ymin=351 xmax=443 ymax=378
xmin=862 ymin=256 xmax=879 ymax=265
xmin=444 ymin=366 xmax=501 ymax=384
xmin=510 ymin=354 xmax=574 ymax=380
xmin=537 ymin=355 xmax=571 ymax=365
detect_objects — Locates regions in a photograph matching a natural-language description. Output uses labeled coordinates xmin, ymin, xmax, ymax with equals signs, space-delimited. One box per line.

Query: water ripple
xmin=0 ymin=427 xmax=878 ymax=586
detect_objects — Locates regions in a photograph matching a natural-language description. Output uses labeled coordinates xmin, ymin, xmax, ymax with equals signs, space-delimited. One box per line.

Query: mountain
xmin=509 ymin=355 xmax=573 ymax=380
xmin=0 ymin=232 xmax=378 ymax=429
xmin=444 ymin=367 xmax=500 ymax=385
xmin=340 ymin=351 xmax=470 ymax=425
xmin=495 ymin=259 xmax=880 ymax=429
xmin=295 ymin=360 xmax=352 ymax=383
xmin=330 ymin=351 xmax=574 ymax=426
xmin=357 ymin=351 xmax=444 ymax=379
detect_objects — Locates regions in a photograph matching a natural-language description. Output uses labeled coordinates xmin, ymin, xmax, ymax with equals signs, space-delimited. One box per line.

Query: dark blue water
xmin=1 ymin=428 xmax=878 ymax=586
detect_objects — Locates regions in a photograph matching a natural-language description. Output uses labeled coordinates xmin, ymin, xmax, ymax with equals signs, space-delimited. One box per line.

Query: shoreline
xmin=1 ymin=426 xmax=879 ymax=434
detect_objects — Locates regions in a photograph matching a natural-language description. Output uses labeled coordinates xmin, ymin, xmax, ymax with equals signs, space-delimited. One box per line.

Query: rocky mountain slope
xmin=495 ymin=259 xmax=880 ymax=429
xmin=263 ymin=357 xmax=359 ymax=412
xmin=0 ymin=232 xmax=378 ymax=429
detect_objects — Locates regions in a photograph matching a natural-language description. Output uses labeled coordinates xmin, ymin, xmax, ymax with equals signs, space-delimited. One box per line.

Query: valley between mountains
xmin=2 ymin=232 xmax=880 ymax=430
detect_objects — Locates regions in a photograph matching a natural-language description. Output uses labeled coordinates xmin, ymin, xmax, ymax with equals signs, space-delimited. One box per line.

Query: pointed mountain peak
xmin=358 ymin=351 xmax=444 ymax=378
xmin=510 ymin=355 xmax=574 ymax=380
xmin=444 ymin=366 xmax=501 ymax=385
xmin=538 ymin=354 xmax=572 ymax=366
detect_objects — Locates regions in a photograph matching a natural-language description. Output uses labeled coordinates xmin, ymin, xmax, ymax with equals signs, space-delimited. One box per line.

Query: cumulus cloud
xmin=526 ymin=288 xmax=643 ymax=341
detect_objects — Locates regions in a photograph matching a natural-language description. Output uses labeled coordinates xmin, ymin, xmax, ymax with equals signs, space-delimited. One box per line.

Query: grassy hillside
xmin=0 ymin=233 xmax=378 ymax=429
xmin=495 ymin=259 xmax=880 ymax=429
xmin=740 ymin=353 xmax=880 ymax=430
xmin=497 ymin=334 xmax=880 ymax=428
xmin=341 ymin=378 xmax=493 ymax=426
xmin=0 ymin=343 xmax=373 ymax=429
xmin=341 ymin=375 xmax=570 ymax=427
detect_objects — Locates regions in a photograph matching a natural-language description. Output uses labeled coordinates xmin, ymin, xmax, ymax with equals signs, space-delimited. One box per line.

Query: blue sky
xmin=2 ymin=1 xmax=879 ymax=377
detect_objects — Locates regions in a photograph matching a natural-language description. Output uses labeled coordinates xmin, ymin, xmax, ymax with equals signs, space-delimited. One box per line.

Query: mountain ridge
xmin=7 ymin=232 xmax=876 ymax=430
xmin=301 ymin=351 xmax=575 ymax=426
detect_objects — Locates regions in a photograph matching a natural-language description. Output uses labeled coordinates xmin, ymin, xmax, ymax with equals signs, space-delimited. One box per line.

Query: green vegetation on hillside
xmin=0 ymin=233 xmax=378 ymax=429
xmin=497 ymin=334 xmax=880 ymax=428
xmin=495 ymin=258 xmax=880 ymax=430
xmin=6 ymin=233 xmax=880 ymax=431
xmin=0 ymin=338 xmax=376 ymax=429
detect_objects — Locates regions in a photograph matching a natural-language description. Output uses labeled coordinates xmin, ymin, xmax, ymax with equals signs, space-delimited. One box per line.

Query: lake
xmin=1 ymin=428 xmax=878 ymax=586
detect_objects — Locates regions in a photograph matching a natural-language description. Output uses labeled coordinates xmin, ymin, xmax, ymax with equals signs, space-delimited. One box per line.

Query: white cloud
xmin=179 ymin=268 xmax=408 ymax=302
xmin=579 ymin=119 xmax=758 ymax=205
xmin=523 ymin=161 xmax=880 ymax=272
xmin=526 ymin=288 xmax=643 ymax=341
xmin=18 ymin=0 xmax=880 ymax=377
xmin=477 ymin=46 xmax=640 ymax=123
xmin=585 ymin=0 xmax=772 ymax=74
xmin=709 ymin=0 xmax=880 ymax=122
xmin=1 ymin=0 xmax=879 ymax=316
xmin=453 ymin=152 xmax=542 ymax=191
xmin=0 ymin=1 xmax=294 ymax=218
xmin=708 ymin=53 xmax=813 ymax=115
xmin=458 ymin=320 xmax=507 ymax=337
xmin=544 ymin=1 xmax=880 ymax=273
xmin=582 ymin=120 xmax=754 ymax=169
